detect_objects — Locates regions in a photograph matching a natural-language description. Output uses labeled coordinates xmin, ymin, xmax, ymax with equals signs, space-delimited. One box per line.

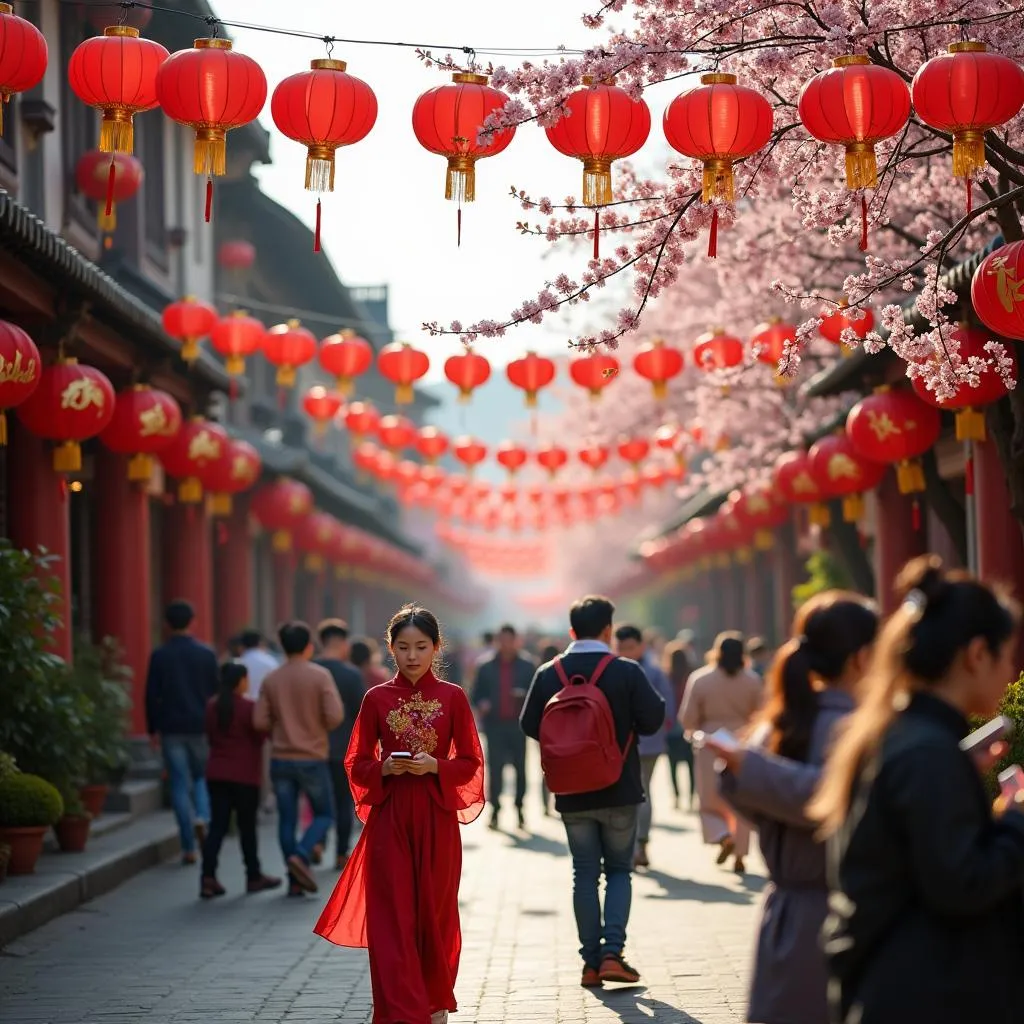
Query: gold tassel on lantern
xmin=127 ymin=453 xmax=153 ymax=483
xmin=395 ymin=383 xmax=414 ymax=405
xmin=276 ymin=365 xmax=297 ymax=389
xmin=209 ymin=492 xmax=232 ymax=517
xmin=194 ymin=126 xmax=227 ymax=178
xmin=305 ymin=144 xmax=337 ymax=193
xmin=272 ymin=529 xmax=291 ymax=553
xmin=896 ymin=459 xmax=926 ymax=494
xmin=955 ymin=407 xmax=986 ymax=442
xmin=53 ymin=440 xmax=82 ymax=473
xmin=0 ymin=410 xmax=7 ymax=446
xmin=702 ymin=157 xmax=735 ymax=203
xmin=178 ymin=477 xmax=203 ymax=503
xmin=225 ymin=355 xmax=245 ymax=377
xmin=842 ymin=493 xmax=864 ymax=522
xmin=810 ymin=503 xmax=831 ymax=528
xmin=582 ymin=157 xmax=613 ymax=207
xmin=754 ymin=528 xmax=774 ymax=551
xmin=305 ymin=554 xmax=325 ymax=573
xmin=445 ymin=155 xmax=476 ymax=203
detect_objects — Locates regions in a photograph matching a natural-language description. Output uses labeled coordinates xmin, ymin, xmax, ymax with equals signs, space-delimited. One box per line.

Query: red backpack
xmin=539 ymin=654 xmax=632 ymax=796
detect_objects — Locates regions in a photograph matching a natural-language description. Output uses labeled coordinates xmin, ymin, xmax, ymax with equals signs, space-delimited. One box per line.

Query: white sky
xmin=212 ymin=0 xmax=675 ymax=382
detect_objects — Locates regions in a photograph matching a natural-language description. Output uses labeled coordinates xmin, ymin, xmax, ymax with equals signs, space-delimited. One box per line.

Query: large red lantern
xmin=633 ymin=338 xmax=683 ymax=400
xmin=911 ymin=324 xmax=1017 ymax=441
xmin=250 ymin=478 xmax=314 ymax=552
xmin=694 ymin=328 xmax=744 ymax=370
xmin=75 ymin=150 xmax=143 ymax=233
xmin=663 ymin=72 xmax=773 ymax=255
xmin=415 ymin=425 xmax=449 ymax=463
xmin=207 ymin=437 xmax=261 ymax=516
xmin=728 ymin=483 xmax=790 ymax=549
xmin=578 ymin=443 xmax=610 ymax=472
xmin=217 ymin=240 xmax=256 ymax=270
xmin=302 ymin=385 xmax=343 ymax=436
xmin=163 ymin=296 xmax=218 ymax=365
xmin=506 ymin=351 xmax=556 ymax=408
xmin=271 ymin=59 xmax=377 ymax=251
xmin=453 ymin=436 xmax=488 ymax=474
xmin=444 ymin=349 xmax=491 ymax=401
xmin=377 ymin=341 xmax=429 ymax=405
xmin=536 ymin=443 xmax=569 ymax=477
xmin=68 ymin=26 xmax=167 ymax=154
xmin=377 ymin=414 xmax=416 ymax=452
xmin=569 ymin=351 xmax=619 ymax=399
xmin=972 ymin=241 xmax=1024 ymax=342
xmin=99 ymin=384 xmax=182 ymax=482
xmin=846 ymin=388 xmax=941 ymax=495
xmin=496 ymin=441 xmax=528 ymax=476
xmin=0 ymin=4 xmax=48 ymax=136
xmin=820 ymin=301 xmax=875 ymax=346
xmin=808 ymin=432 xmax=886 ymax=523
xmin=264 ymin=319 xmax=317 ymax=388
xmin=0 ymin=318 xmax=40 ymax=445
xmin=155 ymin=38 xmax=267 ymax=220
xmin=773 ymin=450 xmax=829 ymax=527
xmin=15 ymin=357 xmax=115 ymax=472
xmin=210 ymin=310 xmax=265 ymax=379
xmin=159 ymin=417 xmax=228 ymax=503
xmin=319 ymin=329 xmax=372 ymax=396
xmin=752 ymin=317 xmax=797 ymax=371
xmin=343 ymin=401 xmax=380 ymax=442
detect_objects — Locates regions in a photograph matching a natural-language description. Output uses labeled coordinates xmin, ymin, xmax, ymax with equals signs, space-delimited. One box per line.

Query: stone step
xmin=104 ymin=779 xmax=163 ymax=816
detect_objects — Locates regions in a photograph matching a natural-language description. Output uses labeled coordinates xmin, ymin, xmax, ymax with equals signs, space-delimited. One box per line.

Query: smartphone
xmin=960 ymin=715 xmax=1014 ymax=754
xmin=998 ymin=765 xmax=1024 ymax=800
xmin=390 ymin=751 xmax=413 ymax=760
xmin=707 ymin=728 xmax=739 ymax=752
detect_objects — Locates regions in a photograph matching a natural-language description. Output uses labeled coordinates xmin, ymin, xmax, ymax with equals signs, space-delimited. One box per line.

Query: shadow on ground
xmin=505 ymin=830 xmax=568 ymax=856
xmin=641 ymin=867 xmax=761 ymax=905
xmin=589 ymin=984 xmax=707 ymax=1023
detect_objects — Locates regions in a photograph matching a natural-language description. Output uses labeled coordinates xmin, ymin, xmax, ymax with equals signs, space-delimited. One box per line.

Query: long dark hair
xmin=216 ymin=662 xmax=248 ymax=731
xmin=755 ymin=591 xmax=878 ymax=762
xmin=386 ymin=604 xmax=445 ymax=672
xmin=712 ymin=631 xmax=746 ymax=676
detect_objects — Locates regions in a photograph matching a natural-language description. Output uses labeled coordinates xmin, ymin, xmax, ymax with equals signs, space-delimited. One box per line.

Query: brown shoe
xmin=734 ymin=857 xmax=746 ymax=875
xmin=247 ymin=874 xmax=283 ymax=893
xmin=287 ymin=854 xmax=318 ymax=893
xmin=200 ymin=876 xmax=225 ymax=899
xmin=310 ymin=843 xmax=324 ymax=866
xmin=716 ymin=835 xmax=735 ymax=865
xmin=182 ymin=851 xmax=198 ymax=866
xmin=580 ymin=966 xmax=603 ymax=988
xmin=598 ymin=953 xmax=640 ymax=985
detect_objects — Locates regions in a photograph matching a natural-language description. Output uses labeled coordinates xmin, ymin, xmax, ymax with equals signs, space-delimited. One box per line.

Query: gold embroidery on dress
xmin=386 ymin=692 xmax=443 ymax=754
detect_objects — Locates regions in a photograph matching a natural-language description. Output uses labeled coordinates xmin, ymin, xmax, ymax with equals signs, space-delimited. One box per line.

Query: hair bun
xmin=894 ymin=554 xmax=950 ymax=614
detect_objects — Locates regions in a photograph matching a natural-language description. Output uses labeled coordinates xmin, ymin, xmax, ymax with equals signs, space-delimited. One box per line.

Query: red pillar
xmin=301 ymin=568 xmax=326 ymax=626
xmin=873 ymin=470 xmax=928 ymax=615
xmin=771 ymin=525 xmax=799 ymax=641
xmin=163 ymin=502 xmax=214 ymax=644
xmin=744 ymin=556 xmax=765 ymax=638
xmin=7 ymin=425 xmax=72 ymax=661
xmin=333 ymin=572 xmax=351 ymax=623
xmin=213 ymin=498 xmax=253 ymax=651
xmin=93 ymin=449 xmax=151 ymax=736
xmin=272 ymin=550 xmax=296 ymax=627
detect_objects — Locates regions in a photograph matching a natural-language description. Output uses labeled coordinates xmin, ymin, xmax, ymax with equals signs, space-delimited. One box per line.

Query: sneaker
xmin=200 ymin=876 xmax=225 ymax=900
xmin=634 ymin=841 xmax=649 ymax=869
xmin=716 ymin=835 xmax=735 ymax=865
xmin=310 ymin=844 xmax=324 ymax=866
xmin=247 ymin=874 xmax=283 ymax=893
xmin=580 ymin=967 xmax=603 ymax=988
xmin=287 ymin=854 xmax=319 ymax=893
xmin=598 ymin=953 xmax=640 ymax=985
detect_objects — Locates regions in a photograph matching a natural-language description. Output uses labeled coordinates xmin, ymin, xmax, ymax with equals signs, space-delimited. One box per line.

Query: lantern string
xmin=204 ymin=178 xmax=213 ymax=223
xmin=314 ymin=199 xmax=322 ymax=253
xmin=105 ymin=156 xmax=116 ymax=217
xmin=707 ymin=209 xmax=719 ymax=259
xmin=859 ymin=194 xmax=869 ymax=252
xmin=593 ymin=209 xmax=600 ymax=261
xmin=457 ymin=206 xmax=462 ymax=248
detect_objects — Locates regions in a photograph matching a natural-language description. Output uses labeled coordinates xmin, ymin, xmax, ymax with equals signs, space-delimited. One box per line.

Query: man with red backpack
xmin=519 ymin=595 xmax=666 ymax=989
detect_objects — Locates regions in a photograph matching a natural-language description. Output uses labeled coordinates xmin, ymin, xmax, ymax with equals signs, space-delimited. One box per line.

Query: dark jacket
xmin=472 ymin=652 xmax=537 ymax=729
xmin=519 ymin=650 xmax=666 ymax=813
xmin=315 ymin=657 xmax=366 ymax=761
xmin=205 ymin=695 xmax=264 ymax=788
xmin=825 ymin=692 xmax=1024 ymax=1024
xmin=145 ymin=635 xmax=219 ymax=736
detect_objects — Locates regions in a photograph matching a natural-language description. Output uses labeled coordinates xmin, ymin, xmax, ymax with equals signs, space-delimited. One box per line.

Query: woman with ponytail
xmin=809 ymin=556 xmax=1024 ymax=1024
xmin=706 ymin=592 xmax=877 ymax=1024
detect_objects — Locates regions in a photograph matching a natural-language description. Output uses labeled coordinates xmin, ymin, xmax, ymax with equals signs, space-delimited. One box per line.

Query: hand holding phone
xmin=961 ymin=716 xmax=1013 ymax=774
xmin=384 ymin=752 xmax=413 ymax=775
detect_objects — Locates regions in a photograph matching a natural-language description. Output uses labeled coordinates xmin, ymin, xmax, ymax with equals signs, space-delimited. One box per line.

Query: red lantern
xmin=352 ymin=441 xmax=381 ymax=477
xmin=912 ymin=42 xmax=1024 ymax=187
xmin=343 ymin=401 xmax=380 ymax=442
xmin=798 ymin=56 xmax=910 ymax=191
xmin=15 ymin=357 xmax=115 ymax=472
xmin=271 ymin=58 xmax=377 ymax=252
xmin=206 ymin=437 xmax=261 ymax=516
xmin=377 ymin=341 xmax=429 ymax=405
xmin=250 ymin=478 xmax=314 ymax=552
xmin=0 ymin=318 xmax=40 ymax=445
xmin=444 ymin=349 xmax=491 ymax=401
xmin=496 ymin=441 xmax=528 ymax=476
xmin=264 ymin=319 xmax=317 ymax=388
xmin=217 ymin=240 xmax=256 ymax=270
xmin=728 ymin=483 xmax=790 ymax=550
xmin=569 ymin=351 xmax=619 ymax=399
xmin=578 ymin=444 xmax=610 ymax=472
xmin=752 ymin=317 xmax=797 ymax=370
xmin=394 ymin=459 xmax=421 ymax=490
xmin=155 ymin=38 xmax=267 ymax=221
xmin=773 ymin=450 xmax=829 ymax=527
xmin=664 ymin=72 xmax=773 ymax=255
xmin=210 ymin=310 xmax=264 ymax=379
xmin=159 ymin=417 xmax=228 ymax=503
xmin=911 ymin=324 xmax=1017 ymax=441
xmin=846 ymin=388 xmax=941 ymax=494
xmin=536 ymin=443 xmax=569 ymax=477
xmin=99 ymin=384 xmax=182 ymax=482
xmin=319 ymin=329 xmax=372 ymax=396
xmin=0 ymin=5 xmax=48 ymax=136
xmin=694 ymin=328 xmax=744 ymax=370
xmin=617 ymin=437 xmax=650 ymax=468
xmin=972 ymin=241 xmax=1024 ymax=342
xmin=820 ymin=301 xmax=875 ymax=346
xmin=163 ymin=296 xmax=218 ymax=365
xmin=377 ymin=414 xmax=416 ymax=452
xmin=74 ymin=150 xmax=143 ymax=233
xmin=68 ymin=26 xmax=167 ymax=154
xmin=415 ymin=425 xmax=449 ymax=463
xmin=302 ymin=385 xmax=343 ymax=436
xmin=507 ymin=351 xmax=556 ymax=408
xmin=294 ymin=511 xmax=340 ymax=572
xmin=453 ymin=436 xmax=488 ymax=474
xmin=633 ymin=339 xmax=683 ymax=400
xmin=808 ymin=432 xmax=886 ymax=522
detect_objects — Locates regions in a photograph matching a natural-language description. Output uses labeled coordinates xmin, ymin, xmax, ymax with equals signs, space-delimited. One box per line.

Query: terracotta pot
xmin=0 ymin=826 xmax=47 ymax=874
xmin=54 ymin=815 xmax=91 ymax=853
xmin=78 ymin=784 xmax=109 ymax=819
xmin=0 ymin=843 xmax=9 ymax=884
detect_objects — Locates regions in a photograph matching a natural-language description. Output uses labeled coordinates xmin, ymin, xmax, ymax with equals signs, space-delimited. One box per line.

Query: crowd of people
xmin=142 ymin=552 xmax=1024 ymax=1024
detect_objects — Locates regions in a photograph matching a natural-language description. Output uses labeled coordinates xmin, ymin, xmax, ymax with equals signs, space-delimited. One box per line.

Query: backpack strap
xmin=553 ymin=652 xmax=616 ymax=689
xmin=588 ymin=654 xmax=615 ymax=687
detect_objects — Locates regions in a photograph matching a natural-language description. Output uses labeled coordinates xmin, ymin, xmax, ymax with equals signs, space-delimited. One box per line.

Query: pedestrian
xmin=809 ymin=556 xmax=1024 ymax=1024
xmin=613 ymin=624 xmax=675 ymax=869
xmin=520 ymin=595 xmax=665 ymax=987
xmin=236 ymin=628 xmax=280 ymax=701
xmin=678 ymin=631 xmax=763 ymax=873
xmin=706 ymin=592 xmax=878 ymax=1024
xmin=662 ymin=640 xmax=695 ymax=810
xmin=315 ymin=618 xmax=366 ymax=870
xmin=145 ymin=600 xmax=218 ymax=865
xmin=200 ymin=662 xmax=282 ymax=899
xmin=351 ymin=637 xmax=390 ymax=688
xmin=746 ymin=636 xmax=772 ymax=678
xmin=471 ymin=624 xmax=536 ymax=830
xmin=253 ymin=621 xmax=343 ymax=897
xmin=314 ymin=605 xmax=484 ymax=1024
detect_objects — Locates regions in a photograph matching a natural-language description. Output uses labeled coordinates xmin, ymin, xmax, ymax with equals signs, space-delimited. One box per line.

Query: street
xmin=0 ymin=765 xmax=763 ymax=1024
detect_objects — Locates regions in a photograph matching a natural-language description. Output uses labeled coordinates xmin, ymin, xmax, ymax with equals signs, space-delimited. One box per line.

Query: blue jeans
xmin=161 ymin=734 xmax=211 ymax=854
xmin=562 ymin=805 xmax=638 ymax=968
xmin=270 ymin=759 xmax=334 ymax=865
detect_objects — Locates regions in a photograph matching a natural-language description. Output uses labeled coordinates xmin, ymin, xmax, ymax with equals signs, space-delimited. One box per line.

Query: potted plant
xmin=0 ymin=769 xmax=64 ymax=874
xmin=53 ymin=789 xmax=92 ymax=853
xmin=0 ymin=842 xmax=10 ymax=884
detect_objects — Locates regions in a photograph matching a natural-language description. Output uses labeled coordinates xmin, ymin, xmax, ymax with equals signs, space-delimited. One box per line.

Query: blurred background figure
xmin=746 ymin=637 xmax=773 ymax=679
xmin=662 ymin=640 xmax=696 ymax=811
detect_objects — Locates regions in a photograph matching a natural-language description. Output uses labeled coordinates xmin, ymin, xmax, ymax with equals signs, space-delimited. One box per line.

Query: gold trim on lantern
xmin=700 ymin=72 xmax=737 ymax=86
xmin=225 ymin=355 xmax=245 ymax=376
xmin=445 ymin=154 xmax=477 ymax=203
xmin=193 ymin=126 xmax=227 ymax=177
xmin=896 ymin=459 xmax=925 ymax=495
xmin=103 ymin=25 xmax=140 ymax=38
xmin=195 ymin=38 xmax=233 ymax=50
xmin=453 ymin=72 xmax=488 ymax=85
xmin=311 ymin=58 xmax=347 ymax=72
xmin=395 ymin=383 xmax=414 ymax=405
xmin=100 ymin=107 xmax=135 ymax=154
xmin=209 ymin=492 xmax=232 ymax=517
xmin=955 ymin=407 xmax=986 ymax=442
xmin=276 ymin=365 xmax=297 ymax=388
xmin=178 ymin=477 xmax=203 ymax=504
xmin=272 ymin=529 xmax=292 ymax=552
xmin=127 ymin=453 xmax=153 ymax=483
xmin=843 ymin=141 xmax=878 ymax=189
xmin=842 ymin=493 xmax=864 ymax=522
xmin=833 ymin=55 xmax=871 ymax=67
xmin=53 ymin=441 xmax=82 ymax=474
xmin=305 ymin=144 xmax=337 ymax=193
xmin=952 ymin=128 xmax=986 ymax=179
xmin=652 ymin=379 xmax=668 ymax=401
xmin=582 ymin=156 xmax=613 ymax=207
xmin=702 ymin=157 xmax=735 ymax=203
xmin=524 ymin=391 xmax=538 ymax=408
xmin=949 ymin=41 xmax=986 ymax=53
xmin=810 ymin=503 xmax=831 ymax=528
xmin=180 ymin=338 xmax=200 ymax=364
xmin=0 ymin=4 xmax=13 ymax=15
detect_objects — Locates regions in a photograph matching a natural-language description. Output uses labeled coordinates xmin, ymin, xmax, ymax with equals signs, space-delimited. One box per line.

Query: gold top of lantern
xmin=195 ymin=38 xmax=233 ymax=50
xmin=104 ymin=26 xmax=140 ymax=38
xmin=453 ymin=72 xmax=488 ymax=85
xmin=311 ymin=58 xmax=347 ymax=72
xmin=582 ymin=75 xmax=617 ymax=86
xmin=701 ymin=73 xmax=737 ymax=85
xmin=949 ymin=41 xmax=987 ymax=53
xmin=833 ymin=55 xmax=871 ymax=68
xmin=0 ymin=4 xmax=12 ymax=14
xmin=132 ymin=383 xmax=152 ymax=392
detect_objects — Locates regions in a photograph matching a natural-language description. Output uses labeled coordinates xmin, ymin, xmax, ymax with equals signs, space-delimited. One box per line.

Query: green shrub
xmin=71 ymin=636 xmax=132 ymax=784
xmin=792 ymin=550 xmax=852 ymax=609
xmin=974 ymin=674 xmax=1024 ymax=798
xmin=0 ymin=773 xmax=64 ymax=827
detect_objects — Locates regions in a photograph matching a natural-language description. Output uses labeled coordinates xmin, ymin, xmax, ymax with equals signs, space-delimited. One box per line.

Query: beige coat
xmin=678 ymin=664 xmax=763 ymax=856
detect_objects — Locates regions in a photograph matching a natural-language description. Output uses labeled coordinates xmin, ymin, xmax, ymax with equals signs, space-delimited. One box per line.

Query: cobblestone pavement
xmin=0 ymin=758 xmax=764 ymax=1023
